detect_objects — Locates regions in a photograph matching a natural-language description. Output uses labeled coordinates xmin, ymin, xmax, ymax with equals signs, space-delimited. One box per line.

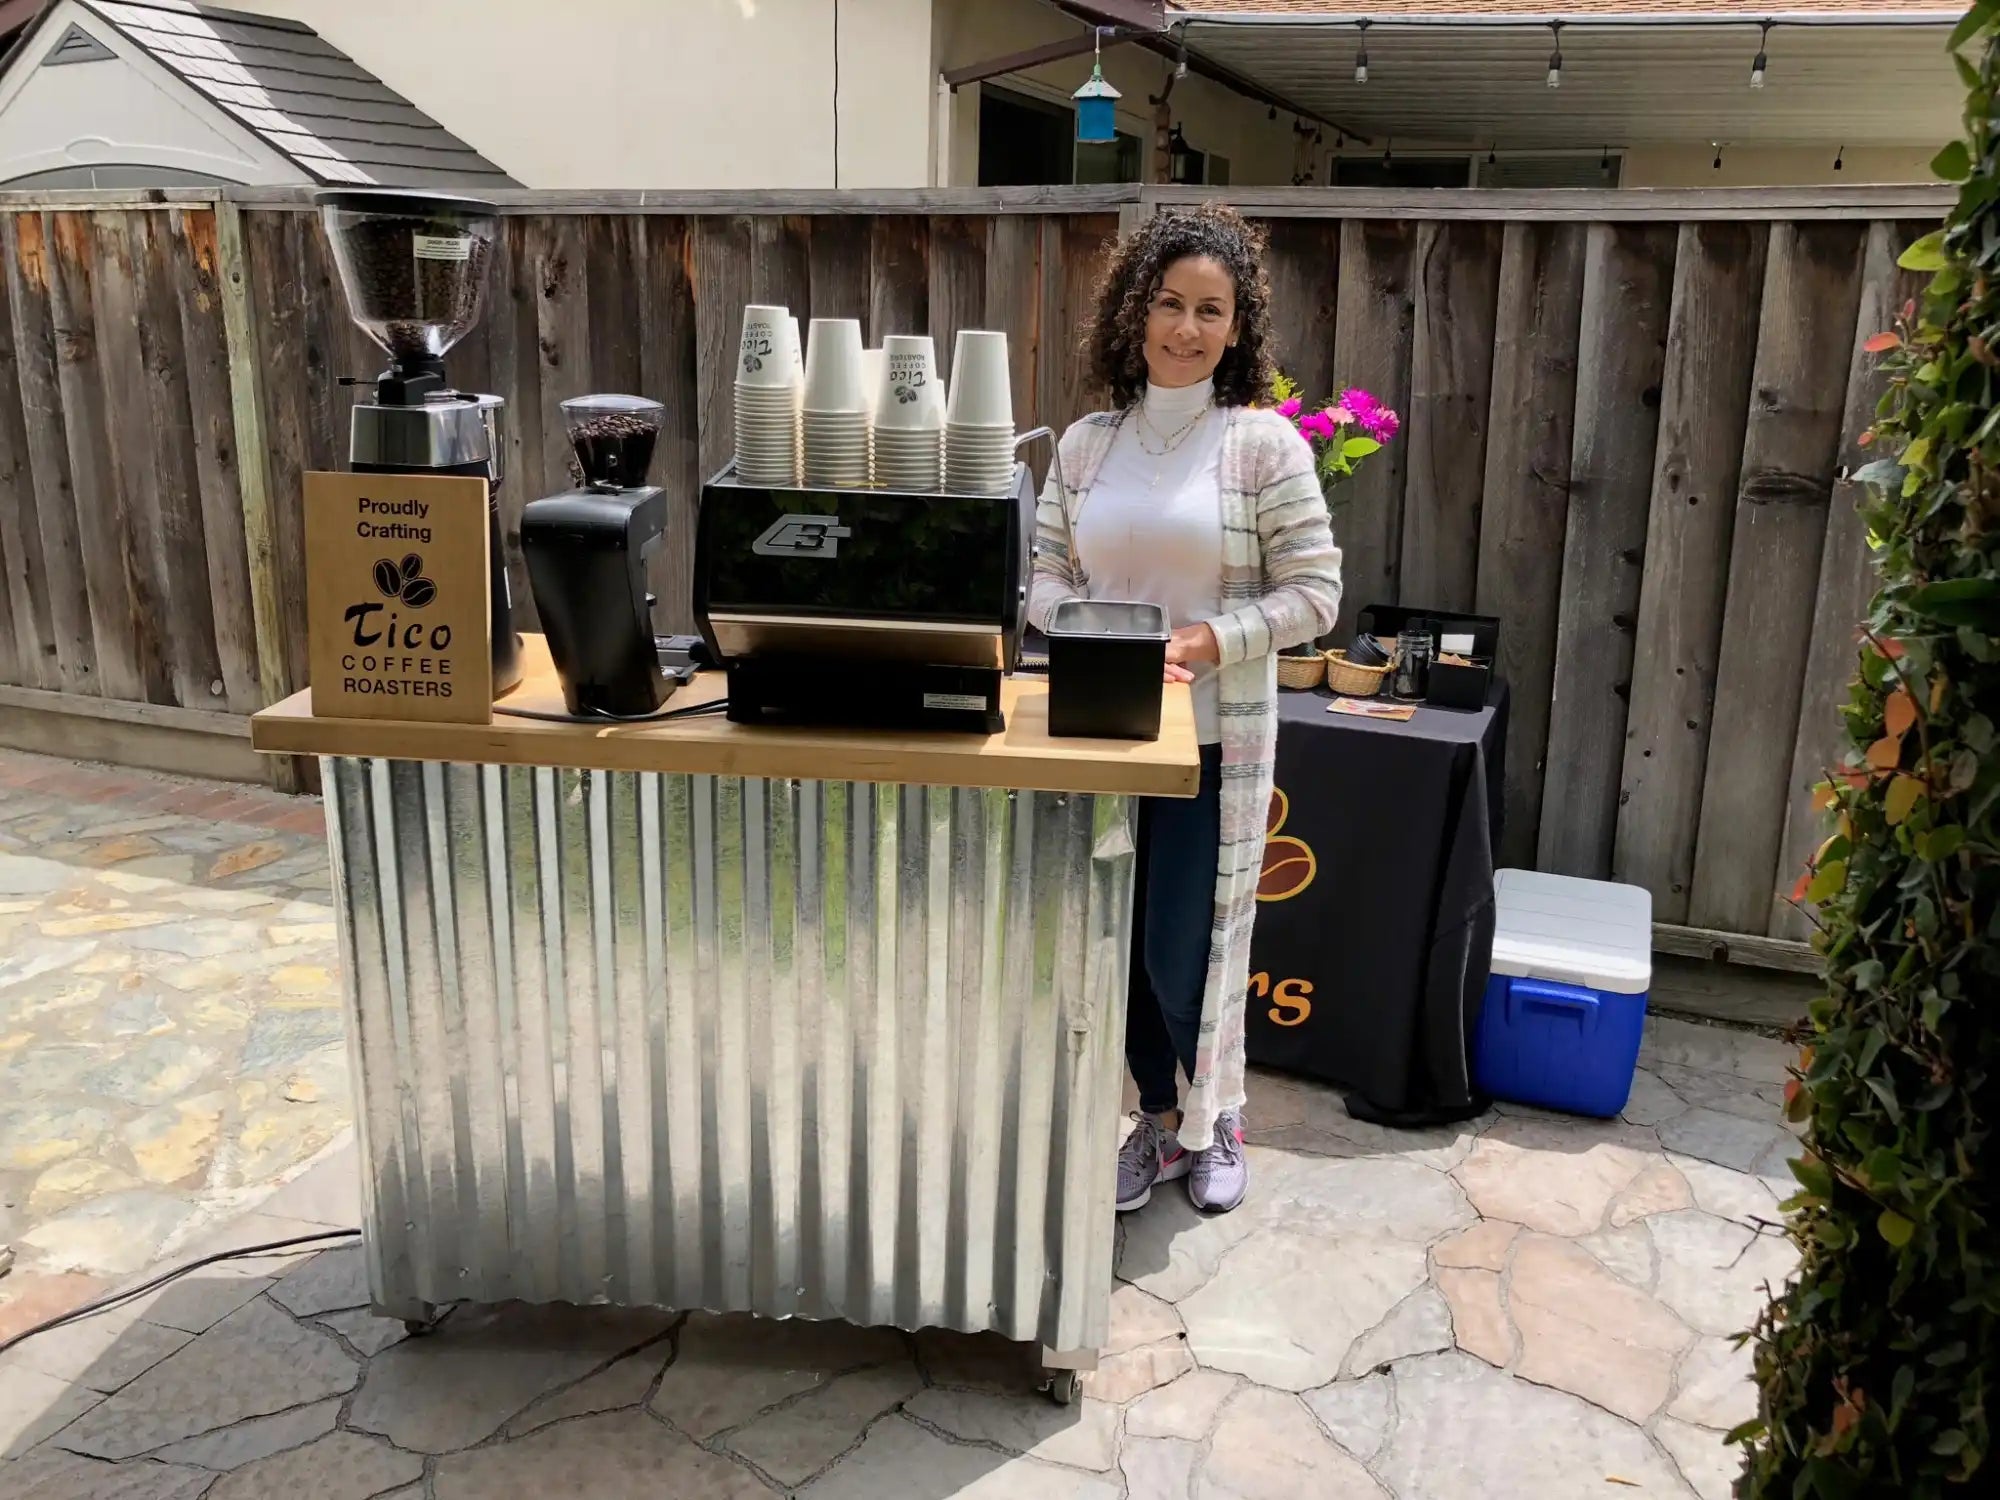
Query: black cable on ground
xmin=0 ymin=1228 xmax=361 ymax=1357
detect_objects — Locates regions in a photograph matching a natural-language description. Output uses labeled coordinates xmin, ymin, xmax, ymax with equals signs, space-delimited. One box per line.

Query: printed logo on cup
xmin=742 ymin=330 xmax=777 ymax=375
xmin=305 ymin=471 xmax=493 ymax=725
xmin=888 ymin=352 xmax=929 ymax=406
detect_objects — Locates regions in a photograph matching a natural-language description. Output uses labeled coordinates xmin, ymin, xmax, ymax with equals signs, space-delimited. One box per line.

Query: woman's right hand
xmin=1164 ymin=663 xmax=1195 ymax=684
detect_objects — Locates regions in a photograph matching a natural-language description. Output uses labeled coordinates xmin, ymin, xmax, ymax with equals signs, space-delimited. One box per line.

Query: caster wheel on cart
xmin=1040 ymin=1369 xmax=1080 ymax=1407
xmin=400 ymin=1306 xmax=443 ymax=1338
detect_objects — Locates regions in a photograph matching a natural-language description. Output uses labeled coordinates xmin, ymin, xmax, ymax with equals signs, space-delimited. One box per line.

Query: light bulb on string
xmin=1712 ymin=141 xmax=1725 ymax=171
xmin=1834 ymin=144 xmax=1845 ymax=171
xmin=1487 ymin=145 xmax=1498 ymax=166
xmin=1383 ymin=138 xmax=1393 ymax=169
xmin=1546 ymin=21 xmax=1564 ymax=89
xmin=1354 ymin=19 xmax=1370 ymax=84
xmin=1750 ymin=22 xmax=1770 ymax=89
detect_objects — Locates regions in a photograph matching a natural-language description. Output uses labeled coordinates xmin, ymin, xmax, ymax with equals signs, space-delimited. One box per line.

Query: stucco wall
xmin=249 ymin=0 xmax=933 ymax=189
xmin=1620 ymin=143 xmax=1939 ymax=188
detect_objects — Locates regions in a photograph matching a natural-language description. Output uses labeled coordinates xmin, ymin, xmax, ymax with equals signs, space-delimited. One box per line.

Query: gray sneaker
xmin=1116 ymin=1113 xmax=1190 ymax=1212
xmin=1188 ymin=1110 xmax=1248 ymax=1213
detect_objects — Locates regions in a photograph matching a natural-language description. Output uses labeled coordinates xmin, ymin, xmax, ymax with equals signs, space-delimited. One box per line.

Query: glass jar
xmin=1392 ymin=627 xmax=1431 ymax=700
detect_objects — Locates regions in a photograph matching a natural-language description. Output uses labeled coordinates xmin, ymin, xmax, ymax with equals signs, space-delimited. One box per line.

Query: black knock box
xmin=1046 ymin=600 xmax=1169 ymax=740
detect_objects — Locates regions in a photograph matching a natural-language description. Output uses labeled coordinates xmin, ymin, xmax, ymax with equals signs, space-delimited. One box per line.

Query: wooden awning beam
xmin=943 ymin=27 xmax=1141 ymax=90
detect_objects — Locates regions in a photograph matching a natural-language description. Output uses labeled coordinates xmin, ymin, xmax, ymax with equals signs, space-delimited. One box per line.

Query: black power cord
xmin=0 ymin=1228 xmax=361 ymax=1357
xmin=495 ymin=697 xmax=731 ymax=725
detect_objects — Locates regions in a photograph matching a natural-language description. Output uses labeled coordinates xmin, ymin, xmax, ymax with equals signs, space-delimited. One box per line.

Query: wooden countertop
xmin=251 ymin=635 xmax=1201 ymax=798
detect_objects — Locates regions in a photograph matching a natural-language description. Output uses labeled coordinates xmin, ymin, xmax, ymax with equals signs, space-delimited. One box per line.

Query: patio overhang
xmin=1170 ymin=8 xmax=1961 ymax=151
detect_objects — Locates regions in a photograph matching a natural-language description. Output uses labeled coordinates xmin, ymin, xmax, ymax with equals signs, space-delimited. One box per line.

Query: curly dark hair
xmin=1086 ymin=201 xmax=1274 ymax=410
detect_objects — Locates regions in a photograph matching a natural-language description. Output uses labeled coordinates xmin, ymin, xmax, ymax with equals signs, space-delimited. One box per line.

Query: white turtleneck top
xmin=1072 ymin=378 xmax=1227 ymax=743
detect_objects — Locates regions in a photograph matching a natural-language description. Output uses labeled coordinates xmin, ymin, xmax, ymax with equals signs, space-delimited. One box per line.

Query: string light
xmin=1546 ymin=21 xmax=1564 ymax=89
xmin=1175 ymin=37 xmax=1187 ymax=79
xmin=1382 ymin=139 xmax=1394 ymax=168
xmin=1600 ymin=145 xmax=1611 ymax=173
xmin=1487 ymin=145 xmax=1498 ymax=166
xmin=1834 ymin=143 xmax=1845 ymax=171
xmin=1354 ymin=19 xmax=1370 ymax=84
xmin=1712 ymin=141 xmax=1725 ymax=170
xmin=1750 ymin=21 xmax=1770 ymax=88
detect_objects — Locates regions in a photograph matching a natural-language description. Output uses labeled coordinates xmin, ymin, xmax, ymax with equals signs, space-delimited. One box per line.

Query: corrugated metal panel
xmin=324 ymin=757 xmax=1135 ymax=1356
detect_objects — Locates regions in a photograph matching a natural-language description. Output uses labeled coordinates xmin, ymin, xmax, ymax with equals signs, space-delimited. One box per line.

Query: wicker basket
xmin=1325 ymin=648 xmax=1394 ymax=697
xmin=1277 ymin=651 xmax=1327 ymax=690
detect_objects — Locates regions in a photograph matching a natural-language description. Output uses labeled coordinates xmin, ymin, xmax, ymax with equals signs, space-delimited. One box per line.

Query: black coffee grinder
xmin=317 ymin=189 xmax=522 ymax=695
xmin=520 ymin=396 xmax=676 ymax=718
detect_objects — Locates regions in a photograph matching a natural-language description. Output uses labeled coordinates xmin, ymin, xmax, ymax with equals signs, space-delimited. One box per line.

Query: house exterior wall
xmin=0 ymin=0 xmax=297 ymax=186
xmin=931 ymin=0 xmax=1299 ymax=186
xmin=248 ymin=0 xmax=933 ymax=189
xmin=1619 ymin=143 xmax=1937 ymax=188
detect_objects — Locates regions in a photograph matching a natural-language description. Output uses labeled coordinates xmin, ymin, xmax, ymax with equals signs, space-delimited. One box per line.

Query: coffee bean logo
xmin=373 ymin=554 xmax=438 ymax=609
xmin=1258 ymin=788 xmax=1317 ymax=902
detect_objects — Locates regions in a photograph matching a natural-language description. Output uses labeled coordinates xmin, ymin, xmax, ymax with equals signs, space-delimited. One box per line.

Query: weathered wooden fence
xmin=0 ymin=182 xmax=1951 ymax=959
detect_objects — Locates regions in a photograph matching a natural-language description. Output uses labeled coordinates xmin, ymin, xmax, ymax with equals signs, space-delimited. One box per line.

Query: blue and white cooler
xmin=1473 ymin=869 xmax=1654 ymax=1118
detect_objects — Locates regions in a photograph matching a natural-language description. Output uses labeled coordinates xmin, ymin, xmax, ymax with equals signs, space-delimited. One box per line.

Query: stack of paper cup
xmin=735 ymin=304 xmax=799 ymax=486
xmin=871 ymin=335 xmax=945 ymax=491
xmin=802 ymin=317 xmax=870 ymax=489
xmin=943 ymin=329 xmax=1016 ymax=495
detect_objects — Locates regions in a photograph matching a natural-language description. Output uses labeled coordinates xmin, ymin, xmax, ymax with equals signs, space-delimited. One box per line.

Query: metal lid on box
xmin=1490 ymin=868 xmax=1653 ymax=996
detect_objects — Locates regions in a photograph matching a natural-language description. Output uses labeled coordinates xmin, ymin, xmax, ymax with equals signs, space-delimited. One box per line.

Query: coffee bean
xmin=568 ymin=410 xmax=661 ymax=487
xmin=400 ymin=552 xmax=423 ymax=581
xmin=373 ymin=559 xmax=403 ymax=597
xmin=400 ymin=576 xmax=437 ymax=609
xmin=326 ymin=211 xmax=494 ymax=366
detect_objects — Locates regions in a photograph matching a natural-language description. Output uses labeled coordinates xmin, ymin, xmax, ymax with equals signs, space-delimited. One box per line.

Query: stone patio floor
xmin=0 ymin=750 xmax=1807 ymax=1498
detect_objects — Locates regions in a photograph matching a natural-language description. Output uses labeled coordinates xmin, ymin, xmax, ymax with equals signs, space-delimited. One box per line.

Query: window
xmin=1477 ymin=154 xmax=1622 ymax=188
xmin=1331 ymin=155 xmax=1471 ymax=189
xmin=1075 ymin=130 xmax=1141 ymax=185
xmin=979 ymin=85 xmax=1074 ymax=186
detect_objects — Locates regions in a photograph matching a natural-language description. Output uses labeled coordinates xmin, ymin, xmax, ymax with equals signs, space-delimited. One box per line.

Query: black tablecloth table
xmin=1246 ymin=682 xmax=1508 ymax=1126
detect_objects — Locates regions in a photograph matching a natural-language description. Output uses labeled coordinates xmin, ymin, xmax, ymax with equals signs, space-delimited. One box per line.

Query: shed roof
xmin=6 ymin=0 xmax=517 ymax=186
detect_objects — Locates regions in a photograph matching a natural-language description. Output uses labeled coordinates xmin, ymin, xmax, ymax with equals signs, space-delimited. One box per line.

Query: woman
xmin=1029 ymin=202 xmax=1342 ymax=1215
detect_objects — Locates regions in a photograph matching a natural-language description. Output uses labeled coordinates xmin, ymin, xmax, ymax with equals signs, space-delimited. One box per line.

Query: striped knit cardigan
xmin=1028 ymin=403 xmax=1343 ymax=1151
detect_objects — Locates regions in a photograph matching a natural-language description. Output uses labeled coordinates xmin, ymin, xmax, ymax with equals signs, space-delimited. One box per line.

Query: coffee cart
xmin=250 ymin=646 xmax=1197 ymax=1400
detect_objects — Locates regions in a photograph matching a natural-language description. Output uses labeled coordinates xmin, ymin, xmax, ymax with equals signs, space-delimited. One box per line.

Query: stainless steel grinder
xmin=317 ymin=189 xmax=522 ymax=695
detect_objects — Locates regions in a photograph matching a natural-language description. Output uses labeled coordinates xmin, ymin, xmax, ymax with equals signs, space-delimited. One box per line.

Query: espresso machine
xmin=520 ymin=396 xmax=677 ymax=719
xmin=692 ymin=463 xmax=1031 ymax=733
xmin=317 ymin=189 xmax=522 ymax=695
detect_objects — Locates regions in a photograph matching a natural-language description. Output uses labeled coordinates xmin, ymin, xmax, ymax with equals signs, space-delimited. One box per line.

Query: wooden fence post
xmin=215 ymin=198 xmax=299 ymax=793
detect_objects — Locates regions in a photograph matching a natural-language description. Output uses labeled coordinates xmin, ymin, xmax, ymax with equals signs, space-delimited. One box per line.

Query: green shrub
xmin=1735 ymin=7 xmax=2000 ymax=1495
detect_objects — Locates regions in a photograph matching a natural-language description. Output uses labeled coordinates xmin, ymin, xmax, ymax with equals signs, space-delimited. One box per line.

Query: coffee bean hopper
xmin=692 ymin=463 xmax=1032 ymax=733
xmin=317 ymin=189 xmax=522 ymax=695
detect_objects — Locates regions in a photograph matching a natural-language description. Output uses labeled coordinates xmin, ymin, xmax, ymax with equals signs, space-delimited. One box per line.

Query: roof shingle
xmin=77 ymin=0 xmax=517 ymax=187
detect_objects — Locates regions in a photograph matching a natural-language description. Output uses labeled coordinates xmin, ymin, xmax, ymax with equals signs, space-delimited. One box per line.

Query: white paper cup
xmin=804 ymin=318 xmax=867 ymax=414
xmin=861 ymin=349 xmax=886 ymax=422
xmin=736 ymin=305 xmax=794 ymax=388
xmin=875 ymin=336 xmax=944 ymax=430
xmin=946 ymin=330 xmax=1012 ymax=427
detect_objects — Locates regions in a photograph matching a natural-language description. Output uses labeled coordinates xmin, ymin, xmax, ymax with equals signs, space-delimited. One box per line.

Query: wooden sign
xmin=304 ymin=471 xmax=493 ymax=724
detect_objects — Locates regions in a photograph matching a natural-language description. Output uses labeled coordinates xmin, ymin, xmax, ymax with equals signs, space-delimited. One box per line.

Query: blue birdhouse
xmin=1073 ymin=49 xmax=1121 ymax=144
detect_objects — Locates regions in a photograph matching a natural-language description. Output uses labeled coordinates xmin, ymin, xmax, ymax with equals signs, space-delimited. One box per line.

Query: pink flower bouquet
xmin=1268 ymin=371 xmax=1399 ymax=509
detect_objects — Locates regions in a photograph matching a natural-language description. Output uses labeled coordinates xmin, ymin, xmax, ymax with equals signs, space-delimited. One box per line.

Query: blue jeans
xmin=1127 ymin=743 xmax=1223 ymax=1116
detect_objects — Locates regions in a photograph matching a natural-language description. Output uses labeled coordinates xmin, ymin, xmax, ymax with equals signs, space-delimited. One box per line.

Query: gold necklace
xmin=1135 ymin=401 xmax=1209 ymax=490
